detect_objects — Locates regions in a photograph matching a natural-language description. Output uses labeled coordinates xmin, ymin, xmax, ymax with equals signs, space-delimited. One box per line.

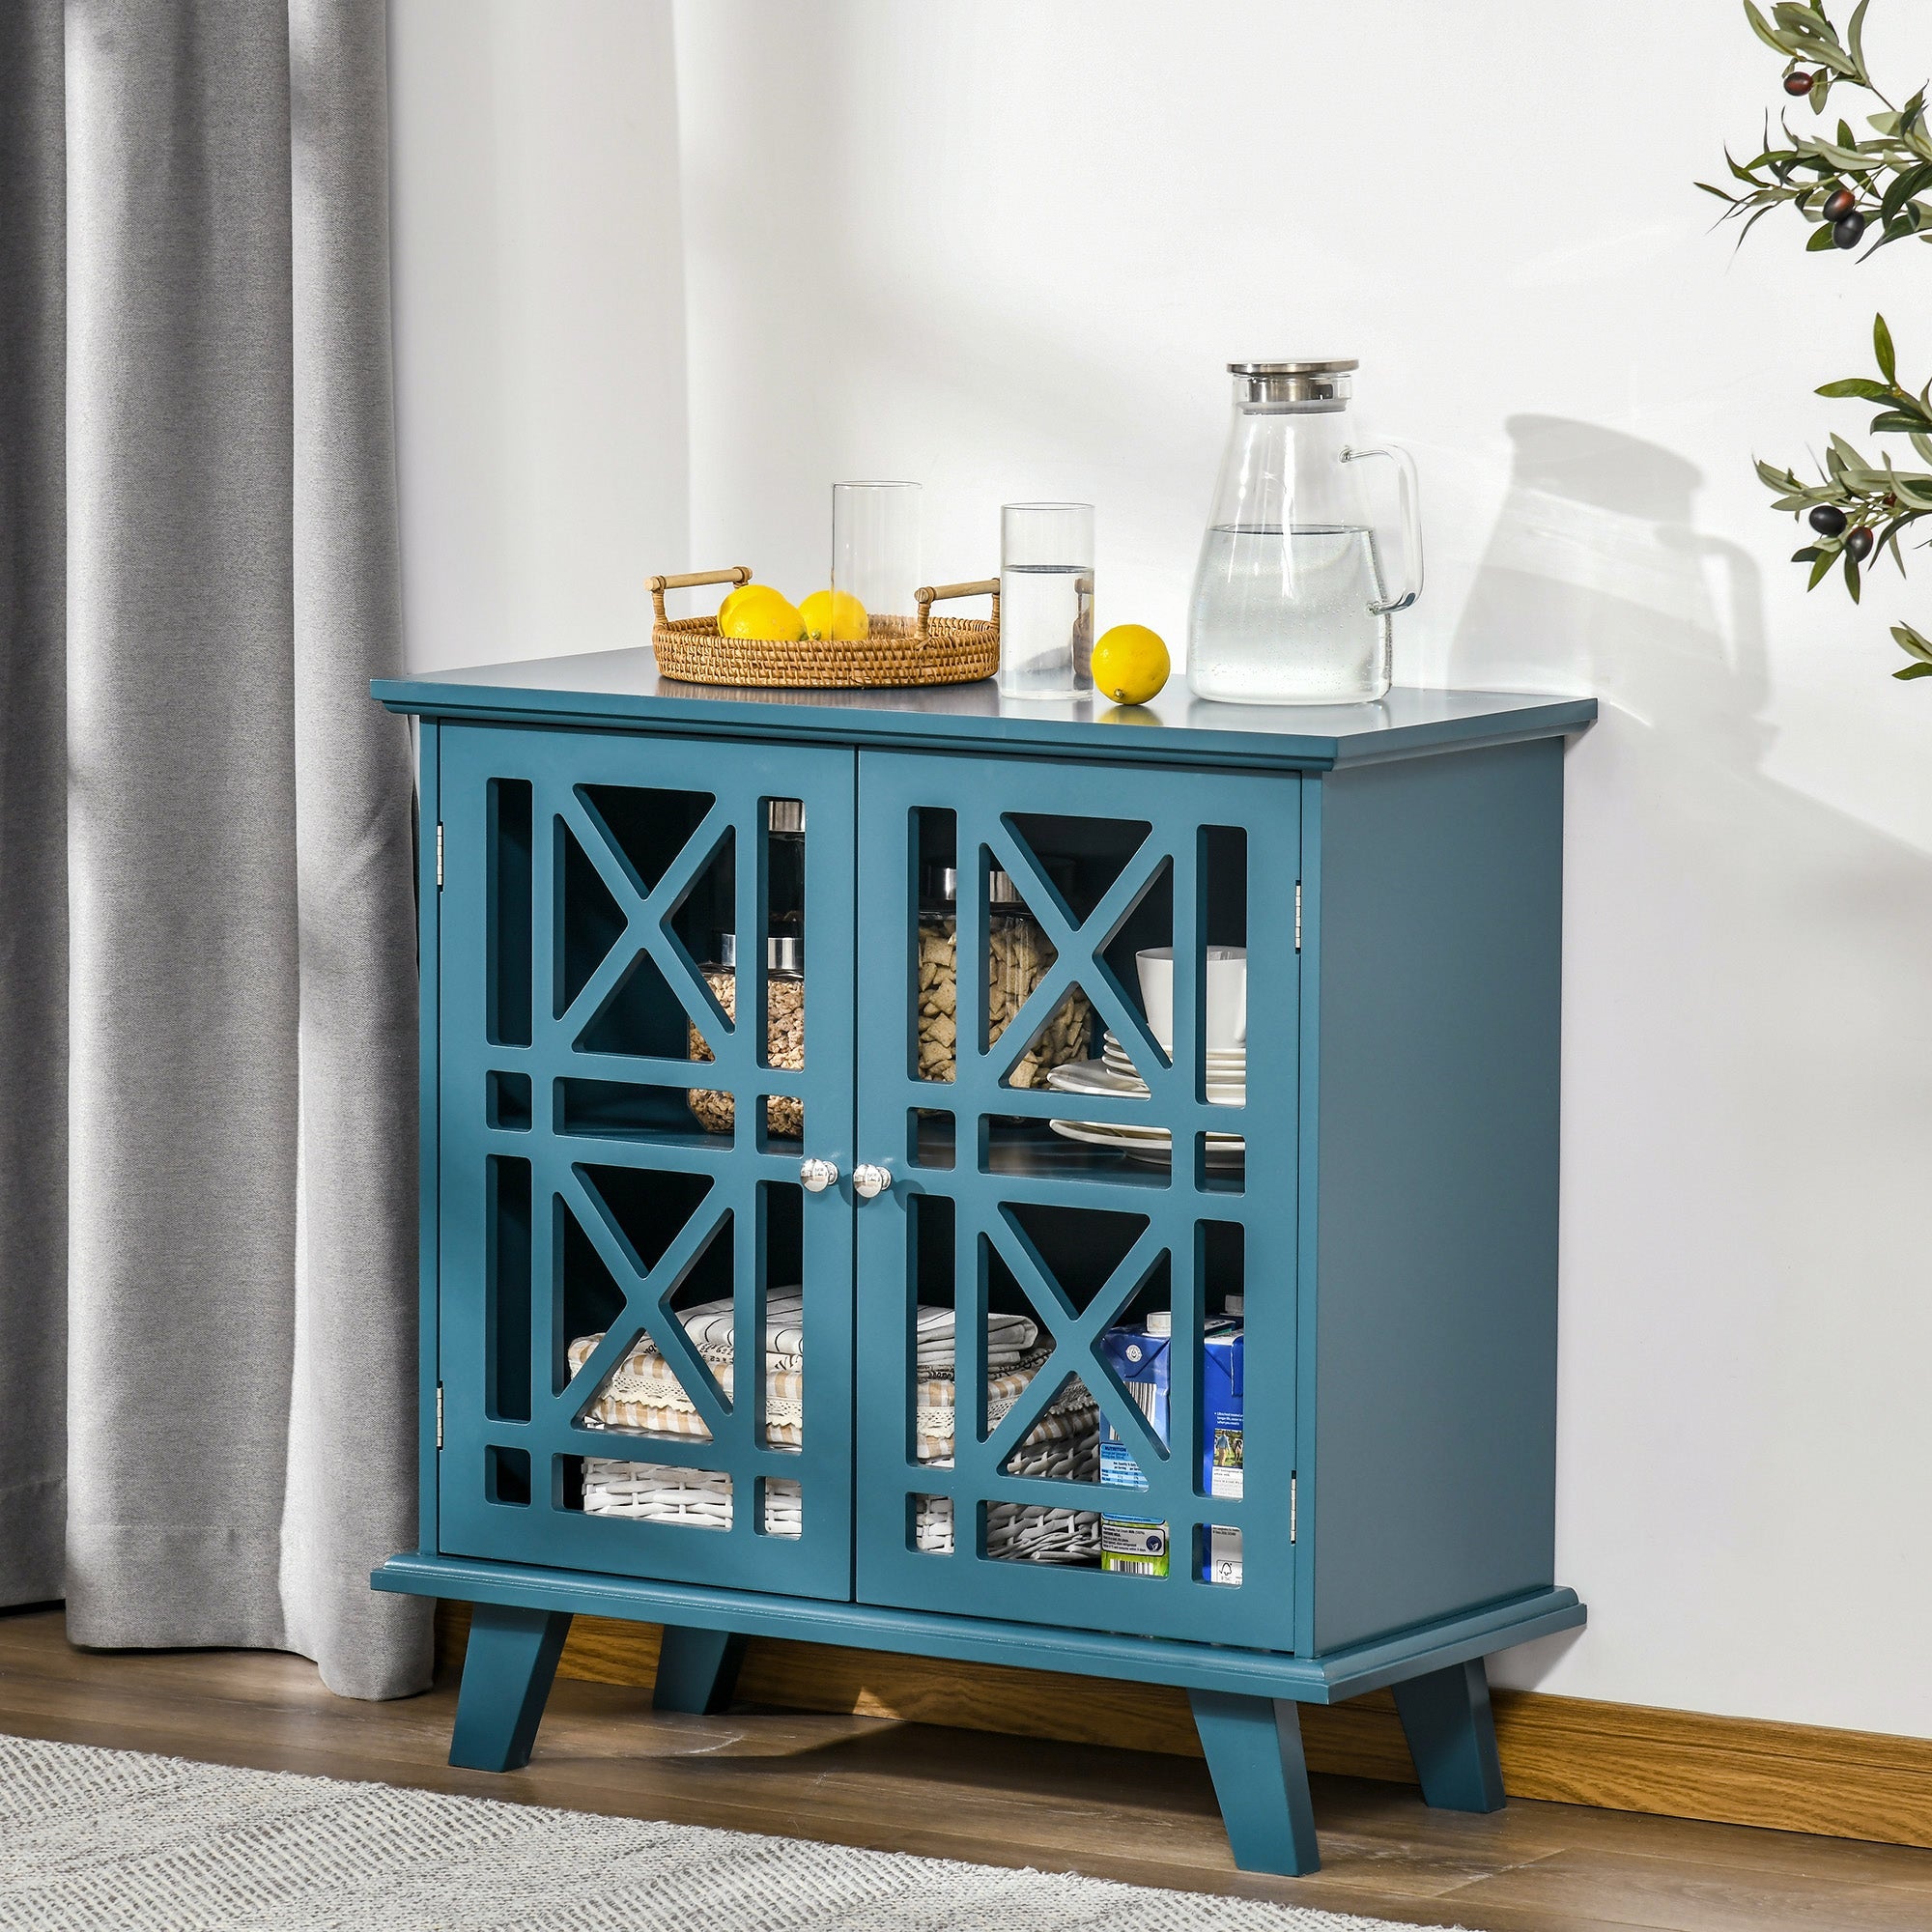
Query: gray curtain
xmin=0 ymin=0 xmax=429 ymax=1701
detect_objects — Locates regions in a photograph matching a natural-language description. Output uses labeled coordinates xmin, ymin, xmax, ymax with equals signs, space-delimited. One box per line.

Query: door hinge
xmin=435 ymin=1382 xmax=443 ymax=1450
xmin=1293 ymin=881 xmax=1302 ymax=952
xmin=1290 ymin=1470 xmax=1297 ymax=1543
xmin=435 ymin=822 xmax=444 ymax=890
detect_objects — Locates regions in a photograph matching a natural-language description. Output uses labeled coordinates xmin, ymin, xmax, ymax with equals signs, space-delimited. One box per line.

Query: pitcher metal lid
xmin=1226 ymin=359 xmax=1358 ymax=375
xmin=1228 ymin=359 xmax=1355 ymax=410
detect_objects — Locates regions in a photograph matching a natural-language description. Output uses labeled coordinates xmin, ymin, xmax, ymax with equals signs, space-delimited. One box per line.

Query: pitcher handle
xmin=1340 ymin=443 xmax=1424 ymax=614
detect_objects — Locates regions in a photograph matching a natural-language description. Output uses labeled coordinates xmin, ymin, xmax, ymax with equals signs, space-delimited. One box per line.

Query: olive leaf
xmin=1714 ymin=2 xmax=1932 ymax=677
xmin=1878 ymin=162 xmax=1931 ymax=222
xmin=1744 ymin=0 xmax=1795 ymax=53
xmin=1891 ymin=621 xmax=1932 ymax=674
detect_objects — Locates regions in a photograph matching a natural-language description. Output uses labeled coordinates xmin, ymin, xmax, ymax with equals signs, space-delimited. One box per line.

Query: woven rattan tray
xmin=648 ymin=565 xmax=1000 ymax=689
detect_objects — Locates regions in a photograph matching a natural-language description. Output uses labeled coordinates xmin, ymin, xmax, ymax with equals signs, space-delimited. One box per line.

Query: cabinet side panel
xmin=1310 ymin=740 xmax=1563 ymax=1652
xmin=417 ymin=720 xmax=440 ymax=1553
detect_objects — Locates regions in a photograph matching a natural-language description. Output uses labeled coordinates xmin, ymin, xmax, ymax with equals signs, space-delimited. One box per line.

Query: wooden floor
xmin=3 ymin=1609 xmax=1929 ymax=1932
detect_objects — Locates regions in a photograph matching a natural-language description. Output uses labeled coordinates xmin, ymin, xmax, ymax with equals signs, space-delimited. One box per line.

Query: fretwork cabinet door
xmin=852 ymin=749 xmax=1301 ymax=1650
xmin=435 ymin=724 xmax=857 ymax=1600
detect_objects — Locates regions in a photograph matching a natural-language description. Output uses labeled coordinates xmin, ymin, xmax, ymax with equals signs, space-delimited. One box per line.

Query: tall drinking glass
xmin=998 ymin=502 xmax=1094 ymax=700
xmin=832 ymin=481 xmax=921 ymax=639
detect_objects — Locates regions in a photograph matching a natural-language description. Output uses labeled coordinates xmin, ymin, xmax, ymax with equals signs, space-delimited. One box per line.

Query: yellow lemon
xmin=716 ymin=581 xmax=760 ymax=629
xmin=799 ymin=588 xmax=868 ymax=641
xmin=1091 ymin=624 xmax=1170 ymax=705
xmin=719 ymin=585 xmax=805 ymax=641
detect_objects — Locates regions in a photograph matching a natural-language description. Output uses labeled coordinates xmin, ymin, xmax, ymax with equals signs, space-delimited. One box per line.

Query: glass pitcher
xmin=1186 ymin=359 xmax=1422 ymax=704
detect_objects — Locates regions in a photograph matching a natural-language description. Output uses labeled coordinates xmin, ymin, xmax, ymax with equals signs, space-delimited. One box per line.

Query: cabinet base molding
xmin=436 ymin=1599 xmax=1932 ymax=1852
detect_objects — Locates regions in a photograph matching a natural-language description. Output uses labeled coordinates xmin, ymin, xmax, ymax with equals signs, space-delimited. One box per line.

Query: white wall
xmin=392 ymin=0 xmax=1932 ymax=1738
xmin=388 ymin=0 xmax=687 ymax=670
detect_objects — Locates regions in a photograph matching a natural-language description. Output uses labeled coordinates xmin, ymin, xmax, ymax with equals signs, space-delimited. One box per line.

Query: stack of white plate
xmin=1100 ymin=1032 xmax=1245 ymax=1100
xmin=1042 ymin=1033 xmax=1244 ymax=1169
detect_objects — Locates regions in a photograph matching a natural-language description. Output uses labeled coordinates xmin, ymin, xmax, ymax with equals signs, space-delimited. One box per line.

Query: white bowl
xmin=1134 ymin=946 xmax=1246 ymax=1052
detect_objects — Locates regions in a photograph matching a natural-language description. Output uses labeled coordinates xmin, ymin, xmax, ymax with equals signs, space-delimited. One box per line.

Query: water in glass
xmin=998 ymin=563 xmax=1093 ymax=700
xmin=1188 ymin=523 xmax=1390 ymax=704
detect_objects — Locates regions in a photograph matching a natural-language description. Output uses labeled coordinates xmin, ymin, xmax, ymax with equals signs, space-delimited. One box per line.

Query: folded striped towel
xmin=673 ymin=1290 xmax=805 ymax=1368
xmin=915 ymin=1301 xmax=1038 ymax=1371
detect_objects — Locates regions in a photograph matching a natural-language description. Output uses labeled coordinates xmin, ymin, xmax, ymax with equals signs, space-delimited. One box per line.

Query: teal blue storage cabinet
xmin=371 ymin=655 xmax=1594 ymax=1878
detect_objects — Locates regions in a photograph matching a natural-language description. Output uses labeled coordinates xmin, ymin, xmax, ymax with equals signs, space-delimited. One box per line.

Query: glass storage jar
xmin=688 ymin=932 xmax=804 ymax=1136
xmin=688 ymin=800 xmax=806 ymax=1137
xmin=765 ymin=797 xmax=804 ymax=956
xmin=914 ymin=864 xmax=1091 ymax=1087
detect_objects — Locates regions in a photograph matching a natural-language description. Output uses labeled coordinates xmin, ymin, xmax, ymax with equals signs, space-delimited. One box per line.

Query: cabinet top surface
xmin=375 ymin=648 xmax=1595 ymax=768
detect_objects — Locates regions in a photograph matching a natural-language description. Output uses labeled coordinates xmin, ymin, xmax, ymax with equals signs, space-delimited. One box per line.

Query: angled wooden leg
xmin=652 ymin=1623 xmax=747 ymax=1716
xmin=1392 ymin=1657 xmax=1507 ymax=1813
xmin=1188 ymin=1689 xmax=1321 ymax=1875
xmin=448 ymin=1604 xmax=573 ymax=1772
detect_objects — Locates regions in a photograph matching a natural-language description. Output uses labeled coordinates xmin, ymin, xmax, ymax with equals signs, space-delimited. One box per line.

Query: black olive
xmin=1809 ymin=504 xmax=1849 ymax=538
xmin=1821 ymin=186 xmax=1858 ymax=222
xmin=1833 ymin=212 xmax=1868 ymax=248
xmin=1846 ymin=526 xmax=1875 ymax=561
xmin=1785 ymin=71 xmax=1815 ymax=95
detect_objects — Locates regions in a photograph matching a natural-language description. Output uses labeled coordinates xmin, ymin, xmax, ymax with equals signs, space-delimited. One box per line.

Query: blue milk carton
xmin=1098 ymin=1304 xmax=1244 ymax=1581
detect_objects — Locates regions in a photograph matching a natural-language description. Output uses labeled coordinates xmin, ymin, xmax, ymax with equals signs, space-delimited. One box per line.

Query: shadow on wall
xmin=1453 ymin=415 xmax=1769 ymax=763
xmin=1457 ymin=417 xmax=1932 ymax=1707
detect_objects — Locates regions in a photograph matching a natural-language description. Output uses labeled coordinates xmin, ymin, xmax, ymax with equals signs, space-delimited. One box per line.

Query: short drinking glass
xmin=998 ymin=502 xmax=1094 ymax=700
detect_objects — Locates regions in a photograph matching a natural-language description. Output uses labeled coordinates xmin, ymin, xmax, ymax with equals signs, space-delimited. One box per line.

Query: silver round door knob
xmin=799 ymin=1158 xmax=839 ymax=1193
xmin=852 ymin=1164 xmax=893 ymax=1200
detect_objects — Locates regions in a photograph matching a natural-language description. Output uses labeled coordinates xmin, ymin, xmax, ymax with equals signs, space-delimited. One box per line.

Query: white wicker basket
xmin=916 ymin=1432 xmax=1101 ymax=1561
xmin=581 ymin=1459 xmax=802 ymax=1538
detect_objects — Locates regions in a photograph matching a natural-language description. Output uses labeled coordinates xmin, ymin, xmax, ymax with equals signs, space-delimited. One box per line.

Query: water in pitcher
xmin=998 ymin=563 xmax=1094 ymax=700
xmin=1187 ymin=523 xmax=1391 ymax=704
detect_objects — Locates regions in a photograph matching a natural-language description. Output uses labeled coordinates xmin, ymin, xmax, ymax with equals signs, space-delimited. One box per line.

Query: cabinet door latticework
xmin=435 ymin=726 xmax=857 ymax=1601
xmin=854 ymin=752 xmax=1301 ymax=1650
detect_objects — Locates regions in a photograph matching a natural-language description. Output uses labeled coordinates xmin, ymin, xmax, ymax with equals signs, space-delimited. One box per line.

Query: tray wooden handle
xmin=648 ymin=565 xmax=753 ymax=625
xmin=915 ymin=577 xmax=999 ymax=639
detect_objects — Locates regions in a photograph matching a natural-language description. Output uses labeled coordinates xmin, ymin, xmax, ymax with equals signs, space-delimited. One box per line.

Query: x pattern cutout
xmin=979 ymin=819 xmax=1178 ymax=1098
xmin=976 ymin=1210 xmax=1174 ymax=1483
xmin=534 ymin=786 xmax=793 ymax=1463
xmin=556 ymin=787 xmax=739 ymax=1068
xmin=555 ymin=1164 xmax=738 ymax=1448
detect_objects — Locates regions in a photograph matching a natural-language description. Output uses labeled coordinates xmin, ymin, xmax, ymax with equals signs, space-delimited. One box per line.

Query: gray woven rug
xmin=0 ymin=1732 xmax=1461 ymax=1932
